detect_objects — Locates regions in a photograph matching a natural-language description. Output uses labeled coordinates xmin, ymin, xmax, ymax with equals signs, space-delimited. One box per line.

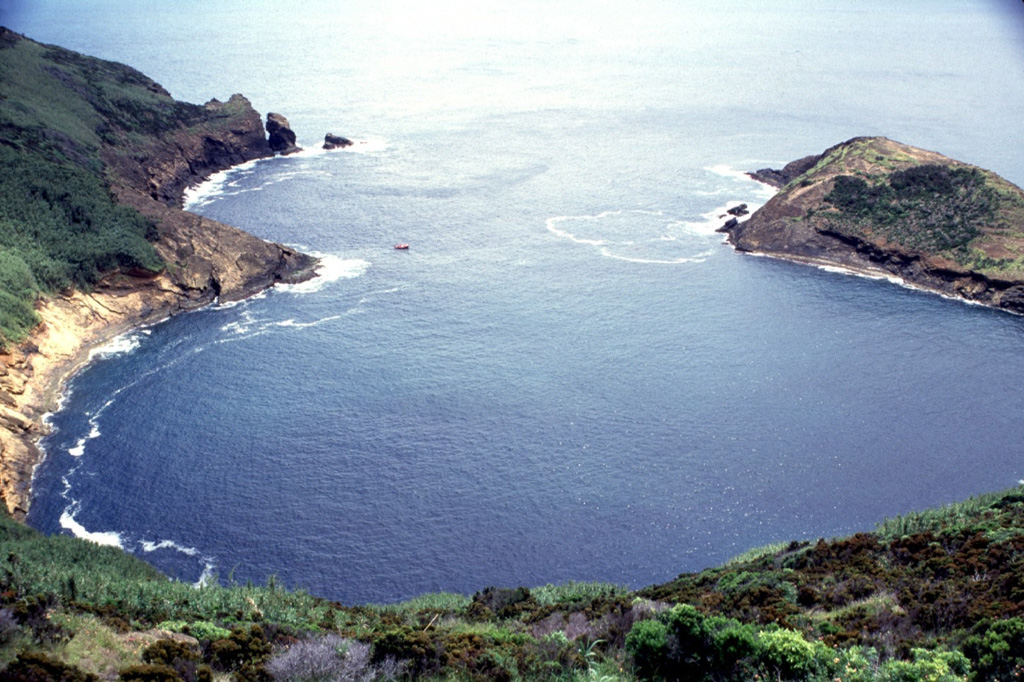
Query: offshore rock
xmin=266 ymin=112 xmax=301 ymax=154
xmin=323 ymin=132 xmax=353 ymax=150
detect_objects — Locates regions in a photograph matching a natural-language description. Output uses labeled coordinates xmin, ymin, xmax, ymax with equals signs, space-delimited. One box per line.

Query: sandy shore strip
xmin=0 ymin=277 xmax=207 ymax=520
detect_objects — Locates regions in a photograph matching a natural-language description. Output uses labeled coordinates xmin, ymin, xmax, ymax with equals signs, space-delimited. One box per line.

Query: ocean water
xmin=11 ymin=1 xmax=1024 ymax=603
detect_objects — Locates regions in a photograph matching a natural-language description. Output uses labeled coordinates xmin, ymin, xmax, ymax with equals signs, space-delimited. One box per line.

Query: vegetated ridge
xmin=0 ymin=27 xmax=317 ymax=519
xmin=5 ymin=480 xmax=1024 ymax=680
xmin=722 ymin=136 xmax=1024 ymax=313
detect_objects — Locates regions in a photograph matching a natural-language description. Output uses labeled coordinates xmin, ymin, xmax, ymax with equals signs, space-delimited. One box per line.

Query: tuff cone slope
xmin=726 ymin=137 xmax=1024 ymax=312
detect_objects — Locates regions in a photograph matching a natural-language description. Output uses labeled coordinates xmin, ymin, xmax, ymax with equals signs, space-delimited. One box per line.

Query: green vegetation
xmin=0 ymin=30 xmax=208 ymax=344
xmin=775 ymin=138 xmax=1024 ymax=282
xmin=5 ymin=486 xmax=1024 ymax=679
xmin=823 ymin=165 xmax=993 ymax=258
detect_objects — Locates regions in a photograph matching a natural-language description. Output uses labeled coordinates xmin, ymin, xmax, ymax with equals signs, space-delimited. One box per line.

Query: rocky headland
xmin=722 ymin=136 xmax=1024 ymax=313
xmin=0 ymin=28 xmax=317 ymax=518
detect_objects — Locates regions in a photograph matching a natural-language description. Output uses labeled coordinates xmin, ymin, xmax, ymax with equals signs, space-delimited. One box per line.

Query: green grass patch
xmin=724 ymin=541 xmax=791 ymax=567
xmin=874 ymin=485 xmax=1024 ymax=541
xmin=531 ymin=582 xmax=630 ymax=607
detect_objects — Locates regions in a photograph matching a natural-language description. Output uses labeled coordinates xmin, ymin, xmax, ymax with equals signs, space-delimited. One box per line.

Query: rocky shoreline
xmin=720 ymin=137 xmax=1024 ymax=315
xmin=0 ymin=86 xmax=318 ymax=519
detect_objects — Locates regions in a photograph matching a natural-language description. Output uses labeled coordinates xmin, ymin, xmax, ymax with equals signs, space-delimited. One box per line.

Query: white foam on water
xmin=183 ymin=158 xmax=261 ymax=209
xmin=685 ymin=199 xmax=769 ymax=237
xmin=291 ymin=145 xmax=329 ymax=159
xmin=220 ymin=309 xmax=257 ymax=335
xmin=546 ymin=215 xmax=607 ymax=246
xmin=321 ymin=137 xmax=389 ymax=154
xmin=706 ymin=163 xmax=753 ymax=182
xmin=141 ymin=538 xmax=200 ymax=556
xmin=140 ymin=538 xmax=216 ymax=587
xmin=66 ymin=399 xmax=114 ymax=457
xmin=88 ymin=329 xmax=151 ymax=362
xmin=274 ymin=314 xmax=343 ymax=329
xmin=743 ymin=251 xmax=985 ymax=309
xmin=60 ymin=505 xmax=123 ymax=547
xmin=194 ymin=561 xmax=217 ymax=588
xmin=547 ymin=209 xmax=718 ymax=263
xmin=599 ymin=247 xmax=716 ymax=265
xmin=706 ymin=164 xmax=778 ymax=200
xmin=214 ymin=289 xmax=269 ymax=311
xmin=282 ymin=254 xmax=371 ymax=294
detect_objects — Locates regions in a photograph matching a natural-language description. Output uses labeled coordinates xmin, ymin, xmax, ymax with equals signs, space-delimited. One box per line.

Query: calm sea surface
xmin=11 ymin=1 xmax=1024 ymax=603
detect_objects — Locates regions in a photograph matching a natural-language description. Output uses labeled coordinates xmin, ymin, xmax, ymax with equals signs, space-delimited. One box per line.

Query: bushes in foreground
xmin=5 ymin=487 xmax=1024 ymax=679
xmin=623 ymin=603 xmax=972 ymax=681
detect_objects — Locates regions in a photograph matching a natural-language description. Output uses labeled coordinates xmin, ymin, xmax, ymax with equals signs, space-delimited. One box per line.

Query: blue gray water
xmin=11 ymin=1 xmax=1024 ymax=603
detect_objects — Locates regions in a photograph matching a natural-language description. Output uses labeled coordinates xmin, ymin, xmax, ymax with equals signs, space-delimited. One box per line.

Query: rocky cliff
xmin=722 ymin=137 xmax=1024 ymax=313
xmin=0 ymin=28 xmax=317 ymax=518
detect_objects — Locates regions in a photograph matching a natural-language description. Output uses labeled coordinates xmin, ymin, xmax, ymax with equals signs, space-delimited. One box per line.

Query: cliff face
xmin=0 ymin=29 xmax=317 ymax=518
xmin=723 ymin=137 xmax=1024 ymax=312
xmin=103 ymin=92 xmax=315 ymax=305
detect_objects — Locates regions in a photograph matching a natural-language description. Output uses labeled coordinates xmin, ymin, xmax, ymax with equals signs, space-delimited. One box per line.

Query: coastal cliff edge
xmin=0 ymin=28 xmax=317 ymax=519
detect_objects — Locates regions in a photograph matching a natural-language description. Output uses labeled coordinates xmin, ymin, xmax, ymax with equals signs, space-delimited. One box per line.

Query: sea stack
xmin=266 ymin=112 xmax=301 ymax=154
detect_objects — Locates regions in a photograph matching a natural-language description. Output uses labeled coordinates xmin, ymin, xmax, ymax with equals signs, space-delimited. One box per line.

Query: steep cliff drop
xmin=0 ymin=29 xmax=317 ymax=519
xmin=721 ymin=137 xmax=1024 ymax=314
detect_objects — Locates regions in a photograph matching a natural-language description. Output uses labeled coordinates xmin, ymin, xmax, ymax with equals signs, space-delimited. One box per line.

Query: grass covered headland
xmin=0 ymin=28 xmax=171 ymax=344
xmin=4 ymin=486 xmax=1024 ymax=680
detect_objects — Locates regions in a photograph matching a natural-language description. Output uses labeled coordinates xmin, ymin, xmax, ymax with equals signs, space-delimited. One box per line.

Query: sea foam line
xmin=60 ymin=503 xmax=123 ymax=548
xmin=546 ymin=209 xmax=720 ymax=264
xmin=88 ymin=329 xmax=151 ymax=362
xmin=599 ymin=247 xmax=716 ymax=265
xmin=183 ymin=158 xmax=262 ymax=209
xmin=315 ymin=136 xmax=389 ymax=155
xmin=706 ymin=163 xmax=779 ymax=202
xmin=280 ymin=253 xmax=371 ymax=294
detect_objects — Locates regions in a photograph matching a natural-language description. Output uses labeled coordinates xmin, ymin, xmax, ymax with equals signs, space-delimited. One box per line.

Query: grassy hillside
xmin=4 ymin=487 xmax=1024 ymax=680
xmin=0 ymin=28 xmax=174 ymax=344
xmin=794 ymin=138 xmax=1024 ymax=278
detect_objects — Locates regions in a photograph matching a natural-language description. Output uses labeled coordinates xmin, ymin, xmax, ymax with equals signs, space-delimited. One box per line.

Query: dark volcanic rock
xmin=323 ymin=132 xmax=353 ymax=150
xmin=726 ymin=203 xmax=749 ymax=217
xmin=110 ymin=94 xmax=272 ymax=207
xmin=266 ymin=112 xmax=301 ymax=154
xmin=748 ymin=154 xmax=822 ymax=188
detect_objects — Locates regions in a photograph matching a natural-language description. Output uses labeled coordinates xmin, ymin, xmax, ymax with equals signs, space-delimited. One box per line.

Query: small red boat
xmin=394 ymin=243 xmax=409 ymax=250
